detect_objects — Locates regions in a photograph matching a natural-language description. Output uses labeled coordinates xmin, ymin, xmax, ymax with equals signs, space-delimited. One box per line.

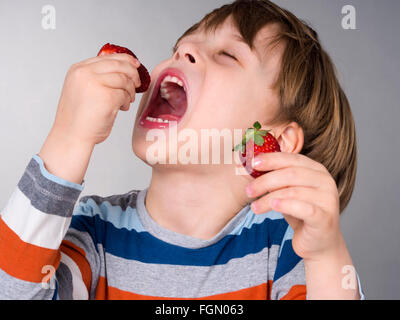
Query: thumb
xmin=282 ymin=213 xmax=301 ymax=231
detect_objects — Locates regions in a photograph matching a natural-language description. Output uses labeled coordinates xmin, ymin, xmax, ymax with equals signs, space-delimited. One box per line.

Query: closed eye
xmin=220 ymin=51 xmax=237 ymax=61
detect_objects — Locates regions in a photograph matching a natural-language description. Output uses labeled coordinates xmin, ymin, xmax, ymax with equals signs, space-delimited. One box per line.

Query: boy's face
xmin=132 ymin=16 xmax=285 ymax=170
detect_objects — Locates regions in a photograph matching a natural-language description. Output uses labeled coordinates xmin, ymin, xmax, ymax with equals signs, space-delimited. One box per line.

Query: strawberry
xmin=97 ymin=43 xmax=151 ymax=93
xmin=234 ymin=121 xmax=281 ymax=178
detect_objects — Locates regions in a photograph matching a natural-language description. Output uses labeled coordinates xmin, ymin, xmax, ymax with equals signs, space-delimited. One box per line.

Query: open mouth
xmin=140 ymin=69 xmax=188 ymax=129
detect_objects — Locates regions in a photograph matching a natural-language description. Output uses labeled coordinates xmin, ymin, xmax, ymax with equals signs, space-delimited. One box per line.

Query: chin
xmin=131 ymin=133 xmax=149 ymax=164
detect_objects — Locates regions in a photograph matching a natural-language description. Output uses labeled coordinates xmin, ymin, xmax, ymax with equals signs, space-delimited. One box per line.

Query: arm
xmin=303 ymin=236 xmax=362 ymax=300
xmin=0 ymin=51 xmax=143 ymax=299
xmin=0 ymin=133 xmax=94 ymax=299
xmin=247 ymin=152 xmax=365 ymax=300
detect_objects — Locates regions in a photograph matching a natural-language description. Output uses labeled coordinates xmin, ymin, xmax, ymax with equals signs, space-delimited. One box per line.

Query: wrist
xmin=304 ymin=230 xmax=347 ymax=265
xmin=39 ymin=128 xmax=95 ymax=185
xmin=303 ymin=234 xmax=360 ymax=300
xmin=49 ymin=126 xmax=96 ymax=150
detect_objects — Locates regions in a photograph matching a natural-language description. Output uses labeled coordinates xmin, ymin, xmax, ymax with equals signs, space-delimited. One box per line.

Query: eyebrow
xmin=172 ymin=33 xmax=260 ymax=63
xmin=173 ymin=33 xmax=247 ymax=52
xmin=228 ymin=34 xmax=262 ymax=63
xmin=231 ymin=34 xmax=247 ymax=45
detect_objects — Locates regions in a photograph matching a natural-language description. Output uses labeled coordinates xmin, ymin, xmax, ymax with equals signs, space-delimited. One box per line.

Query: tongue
xmin=164 ymin=83 xmax=187 ymax=117
xmin=147 ymin=82 xmax=188 ymax=121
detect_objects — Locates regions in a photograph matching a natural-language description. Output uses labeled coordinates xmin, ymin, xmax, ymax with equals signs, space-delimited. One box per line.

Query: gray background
xmin=0 ymin=0 xmax=399 ymax=299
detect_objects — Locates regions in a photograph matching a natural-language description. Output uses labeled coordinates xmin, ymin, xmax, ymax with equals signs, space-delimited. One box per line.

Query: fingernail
xmin=251 ymin=202 xmax=258 ymax=213
xmin=252 ymin=158 xmax=262 ymax=168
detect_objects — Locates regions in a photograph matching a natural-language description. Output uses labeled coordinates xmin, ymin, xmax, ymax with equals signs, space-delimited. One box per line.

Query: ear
xmin=273 ymin=122 xmax=304 ymax=154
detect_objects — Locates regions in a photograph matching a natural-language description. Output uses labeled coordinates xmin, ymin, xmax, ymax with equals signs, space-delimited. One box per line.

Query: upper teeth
xmin=160 ymin=75 xmax=184 ymax=90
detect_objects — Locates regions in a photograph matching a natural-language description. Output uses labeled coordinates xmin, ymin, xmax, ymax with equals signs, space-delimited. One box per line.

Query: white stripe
xmin=1 ymin=187 xmax=71 ymax=250
xmin=60 ymin=252 xmax=89 ymax=300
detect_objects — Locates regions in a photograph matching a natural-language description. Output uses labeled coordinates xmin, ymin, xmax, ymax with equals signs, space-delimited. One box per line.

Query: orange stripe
xmin=267 ymin=280 xmax=272 ymax=300
xmin=60 ymin=240 xmax=92 ymax=292
xmin=204 ymin=283 xmax=267 ymax=300
xmin=0 ymin=216 xmax=60 ymax=283
xmin=95 ymin=276 xmax=268 ymax=300
xmin=280 ymin=285 xmax=307 ymax=300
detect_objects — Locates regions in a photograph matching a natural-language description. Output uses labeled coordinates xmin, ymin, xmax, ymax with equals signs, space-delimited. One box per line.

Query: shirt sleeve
xmin=356 ymin=272 xmax=366 ymax=300
xmin=0 ymin=154 xmax=99 ymax=300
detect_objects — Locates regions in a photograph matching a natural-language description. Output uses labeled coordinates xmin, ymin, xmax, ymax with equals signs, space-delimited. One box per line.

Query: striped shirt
xmin=0 ymin=154 xmax=310 ymax=299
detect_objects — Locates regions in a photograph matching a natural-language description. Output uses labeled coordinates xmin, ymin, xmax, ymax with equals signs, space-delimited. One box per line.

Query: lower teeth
xmin=146 ymin=117 xmax=169 ymax=123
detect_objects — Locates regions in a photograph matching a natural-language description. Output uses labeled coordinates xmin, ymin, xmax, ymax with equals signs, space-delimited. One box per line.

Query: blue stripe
xmin=273 ymin=239 xmax=302 ymax=281
xmin=77 ymin=197 xmax=283 ymax=237
xmin=229 ymin=210 xmax=284 ymax=236
xmin=52 ymin=280 xmax=58 ymax=300
xmin=33 ymin=154 xmax=85 ymax=191
xmin=70 ymin=214 xmax=289 ymax=266
xmin=74 ymin=198 xmax=147 ymax=233
xmin=278 ymin=225 xmax=294 ymax=258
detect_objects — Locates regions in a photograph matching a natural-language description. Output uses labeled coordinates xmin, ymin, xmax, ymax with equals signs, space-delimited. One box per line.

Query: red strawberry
xmin=97 ymin=43 xmax=151 ymax=93
xmin=234 ymin=121 xmax=281 ymax=178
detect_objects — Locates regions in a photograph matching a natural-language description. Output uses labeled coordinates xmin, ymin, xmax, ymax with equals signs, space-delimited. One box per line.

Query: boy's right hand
xmin=38 ymin=53 xmax=142 ymax=185
xmin=53 ymin=53 xmax=142 ymax=146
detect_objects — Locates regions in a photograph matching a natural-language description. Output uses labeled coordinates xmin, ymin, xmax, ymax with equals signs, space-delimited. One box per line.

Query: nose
xmin=173 ymin=43 xmax=197 ymax=64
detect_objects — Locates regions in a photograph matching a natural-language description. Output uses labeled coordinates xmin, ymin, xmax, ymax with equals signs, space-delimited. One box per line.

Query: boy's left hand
xmin=245 ymin=152 xmax=344 ymax=261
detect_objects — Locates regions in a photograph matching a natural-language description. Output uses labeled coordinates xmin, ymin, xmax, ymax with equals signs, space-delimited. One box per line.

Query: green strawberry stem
xmin=233 ymin=122 xmax=269 ymax=152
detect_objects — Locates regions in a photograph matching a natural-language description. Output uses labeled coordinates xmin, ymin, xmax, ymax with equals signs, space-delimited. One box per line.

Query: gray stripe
xmin=63 ymin=228 xmax=101 ymax=300
xmin=270 ymin=260 xmax=306 ymax=300
xmin=268 ymin=245 xmax=279 ymax=284
xmin=103 ymin=246 xmax=279 ymax=298
xmin=56 ymin=262 xmax=73 ymax=300
xmin=80 ymin=189 xmax=251 ymax=250
xmin=17 ymin=157 xmax=82 ymax=217
xmin=136 ymin=189 xmax=251 ymax=249
xmin=80 ymin=190 xmax=139 ymax=212
xmin=96 ymin=243 xmax=107 ymax=299
xmin=0 ymin=267 xmax=55 ymax=300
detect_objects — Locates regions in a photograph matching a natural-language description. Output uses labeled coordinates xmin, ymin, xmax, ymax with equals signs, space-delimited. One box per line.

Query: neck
xmin=145 ymin=166 xmax=250 ymax=240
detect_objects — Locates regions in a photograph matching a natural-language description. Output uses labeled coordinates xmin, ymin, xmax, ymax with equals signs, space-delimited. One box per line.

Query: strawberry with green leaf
xmin=234 ymin=121 xmax=281 ymax=178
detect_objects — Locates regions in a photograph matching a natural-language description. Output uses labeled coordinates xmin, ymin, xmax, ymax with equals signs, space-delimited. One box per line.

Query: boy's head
xmin=132 ymin=0 xmax=357 ymax=213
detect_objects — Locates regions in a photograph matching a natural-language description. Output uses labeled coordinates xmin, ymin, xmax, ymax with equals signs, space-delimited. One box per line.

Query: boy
xmin=0 ymin=0 xmax=364 ymax=299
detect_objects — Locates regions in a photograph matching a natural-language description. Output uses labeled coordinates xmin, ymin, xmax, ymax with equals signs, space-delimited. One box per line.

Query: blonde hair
xmin=174 ymin=0 xmax=357 ymax=213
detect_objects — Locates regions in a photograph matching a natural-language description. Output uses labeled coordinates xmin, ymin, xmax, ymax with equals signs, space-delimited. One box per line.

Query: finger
xmin=250 ymin=186 xmax=325 ymax=214
xmin=89 ymin=59 xmax=141 ymax=89
xmin=252 ymin=152 xmax=328 ymax=173
xmin=249 ymin=191 xmax=303 ymax=230
xmin=282 ymin=213 xmax=302 ymax=231
xmin=97 ymin=73 xmax=136 ymax=102
xmin=120 ymin=103 xmax=130 ymax=112
xmin=80 ymin=53 xmax=141 ymax=69
xmin=112 ymin=88 xmax=132 ymax=111
xmin=247 ymin=167 xmax=332 ymax=199
xmin=119 ymin=90 xmax=132 ymax=111
xmin=270 ymin=198 xmax=323 ymax=228
xmin=100 ymin=86 xmax=132 ymax=112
